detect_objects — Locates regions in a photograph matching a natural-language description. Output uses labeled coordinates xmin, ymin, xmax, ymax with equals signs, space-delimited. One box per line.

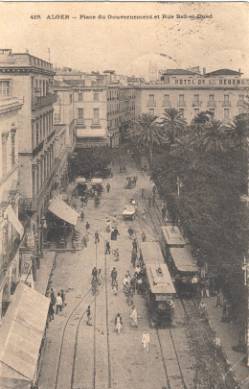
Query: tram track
xmin=135 ymin=195 xmax=189 ymax=389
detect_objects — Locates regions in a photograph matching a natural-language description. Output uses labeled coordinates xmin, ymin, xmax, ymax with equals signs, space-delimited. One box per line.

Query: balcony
xmin=207 ymin=100 xmax=216 ymax=108
xmin=192 ymin=101 xmax=202 ymax=108
xmin=32 ymin=93 xmax=57 ymax=111
xmin=222 ymin=101 xmax=231 ymax=107
xmin=91 ymin=121 xmax=101 ymax=128
xmin=75 ymin=119 xmax=85 ymax=127
xmin=177 ymin=101 xmax=186 ymax=108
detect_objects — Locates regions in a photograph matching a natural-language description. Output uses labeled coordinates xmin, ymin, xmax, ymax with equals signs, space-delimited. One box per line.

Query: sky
xmin=0 ymin=2 xmax=248 ymax=79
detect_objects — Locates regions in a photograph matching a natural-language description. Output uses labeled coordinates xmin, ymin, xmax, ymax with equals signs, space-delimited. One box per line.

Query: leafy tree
xmin=155 ymin=108 xmax=187 ymax=147
xmin=132 ymin=113 xmax=167 ymax=165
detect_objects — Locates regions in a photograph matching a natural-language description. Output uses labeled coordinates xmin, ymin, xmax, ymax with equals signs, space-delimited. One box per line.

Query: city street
xmin=38 ymin=157 xmax=234 ymax=389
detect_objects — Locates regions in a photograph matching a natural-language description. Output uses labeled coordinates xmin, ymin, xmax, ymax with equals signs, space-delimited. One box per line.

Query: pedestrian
xmin=56 ymin=293 xmax=63 ymax=314
xmin=106 ymin=182 xmax=111 ymax=193
xmin=131 ymin=249 xmax=137 ymax=268
xmin=61 ymin=289 xmax=66 ymax=308
xmin=199 ymin=300 xmax=207 ymax=320
xmin=50 ymin=288 xmax=56 ymax=307
xmin=216 ymin=290 xmax=223 ymax=307
xmin=92 ymin=266 xmax=98 ymax=281
xmin=86 ymin=305 xmax=92 ymax=326
xmin=95 ymin=231 xmax=100 ymax=244
xmin=97 ymin=269 xmax=103 ymax=285
xmin=85 ymin=221 xmax=90 ymax=231
xmin=204 ymin=278 xmax=210 ymax=298
xmin=82 ymin=235 xmax=88 ymax=248
xmin=132 ymin=238 xmax=138 ymax=252
xmin=112 ymin=280 xmax=118 ymax=295
xmin=128 ymin=227 xmax=134 ymax=239
xmin=130 ymin=305 xmax=138 ymax=327
xmin=141 ymin=188 xmax=145 ymax=199
xmin=141 ymin=231 xmax=146 ymax=242
xmin=80 ymin=209 xmax=84 ymax=221
xmin=113 ymin=248 xmax=119 ymax=261
xmin=142 ymin=332 xmax=150 ymax=352
xmin=111 ymin=227 xmax=119 ymax=241
xmin=48 ymin=300 xmax=54 ymax=321
xmin=105 ymin=240 xmax=111 ymax=255
xmin=111 ymin=267 xmax=118 ymax=288
xmin=114 ymin=313 xmax=123 ymax=334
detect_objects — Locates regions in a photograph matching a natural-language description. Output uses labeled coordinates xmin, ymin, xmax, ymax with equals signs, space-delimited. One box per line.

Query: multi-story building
xmin=0 ymin=49 xmax=57 ymax=257
xmin=55 ymin=70 xmax=130 ymax=148
xmin=0 ymin=94 xmax=23 ymax=318
xmin=136 ymin=68 xmax=249 ymax=123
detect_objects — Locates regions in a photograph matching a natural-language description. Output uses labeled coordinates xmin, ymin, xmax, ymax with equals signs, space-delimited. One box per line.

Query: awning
xmin=48 ymin=197 xmax=79 ymax=225
xmin=0 ymin=283 xmax=49 ymax=388
xmin=75 ymin=176 xmax=86 ymax=184
xmin=4 ymin=205 xmax=24 ymax=238
xmin=91 ymin=178 xmax=103 ymax=185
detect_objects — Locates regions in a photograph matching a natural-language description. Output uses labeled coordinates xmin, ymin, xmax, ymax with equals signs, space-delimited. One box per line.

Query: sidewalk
xmin=206 ymin=297 xmax=249 ymax=387
xmin=34 ymin=250 xmax=56 ymax=295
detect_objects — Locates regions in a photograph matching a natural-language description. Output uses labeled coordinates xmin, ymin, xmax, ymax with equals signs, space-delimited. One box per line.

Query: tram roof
xmin=169 ymin=246 xmax=199 ymax=273
xmin=140 ymin=241 xmax=164 ymax=265
xmin=146 ymin=263 xmax=176 ymax=295
xmin=161 ymin=225 xmax=186 ymax=246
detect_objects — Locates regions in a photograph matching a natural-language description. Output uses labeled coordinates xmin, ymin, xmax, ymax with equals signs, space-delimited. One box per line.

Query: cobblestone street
xmin=38 ymin=160 xmax=236 ymax=389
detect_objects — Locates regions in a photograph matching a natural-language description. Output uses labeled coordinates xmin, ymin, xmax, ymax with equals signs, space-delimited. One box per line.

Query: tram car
xmin=122 ymin=205 xmax=136 ymax=220
xmin=169 ymin=245 xmax=200 ymax=297
xmin=140 ymin=242 xmax=176 ymax=327
xmin=161 ymin=225 xmax=186 ymax=257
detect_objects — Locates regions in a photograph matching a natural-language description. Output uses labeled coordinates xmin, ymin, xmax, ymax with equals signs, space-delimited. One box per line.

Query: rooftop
xmin=204 ymin=69 xmax=242 ymax=77
xmin=0 ymin=49 xmax=54 ymax=73
xmin=161 ymin=69 xmax=200 ymax=76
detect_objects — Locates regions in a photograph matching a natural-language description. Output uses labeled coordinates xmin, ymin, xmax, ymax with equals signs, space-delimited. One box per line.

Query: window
xmin=209 ymin=94 xmax=214 ymax=101
xmin=194 ymin=108 xmax=199 ymax=115
xmin=69 ymin=94 xmax=73 ymax=104
xmin=163 ymin=95 xmax=170 ymax=107
xmin=78 ymin=92 xmax=83 ymax=102
xmin=78 ymin=108 xmax=84 ymax=119
xmin=10 ymin=130 xmax=16 ymax=167
xmin=0 ymin=80 xmax=10 ymax=96
xmin=93 ymin=92 xmax=99 ymax=101
xmin=224 ymin=108 xmax=230 ymax=120
xmin=209 ymin=108 xmax=215 ymax=117
xmin=149 ymin=108 xmax=154 ymax=115
xmin=36 ymin=122 xmax=39 ymax=145
xmin=178 ymin=95 xmax=185 ymax=106
xmin=224 ymin=95 xmax=230 ymax=106
xmin=93 ymin=108 xmax=100 ymax=123
xmin=239 ymin=94 xmax=244 ymax=102
xmin=193 ymin=94 xmax=199 ymax=106
xmin=148 ymin=94 xmax=155 ymax=106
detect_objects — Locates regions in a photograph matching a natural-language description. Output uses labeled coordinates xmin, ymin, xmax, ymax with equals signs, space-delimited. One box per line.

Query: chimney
xmin=203 ymin=67 xmax=206 ymax=75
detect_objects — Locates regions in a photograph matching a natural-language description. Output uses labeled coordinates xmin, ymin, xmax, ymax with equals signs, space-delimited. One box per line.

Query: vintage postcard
xmin=0 ymin=2 xmax=249 ymax=389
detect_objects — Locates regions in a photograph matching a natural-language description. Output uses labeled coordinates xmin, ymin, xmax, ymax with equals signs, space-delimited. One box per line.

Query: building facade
xmin=0 ymin=95 xmax=23 ymax=318
xmin=136 ymin=68 xmax=249 ymax=123
xmin=0 ymin=49 xmax=57 ymax=259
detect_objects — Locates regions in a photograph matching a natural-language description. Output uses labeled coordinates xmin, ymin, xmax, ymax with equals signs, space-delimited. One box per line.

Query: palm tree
xmin=132 ymin=113 xmax=167 ymax=165
xmin=154 ymin=108 xmax=187 ymax=147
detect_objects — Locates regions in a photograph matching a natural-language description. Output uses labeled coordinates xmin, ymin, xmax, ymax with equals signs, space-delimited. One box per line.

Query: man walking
xmin=85 ymin=221 xmax=90 ymax=231
xmin=56 ymin=293 xmax=63 ymax=314
xmin=95 ymin=231 xmax=100 ymax=244
xmin=106 ymin=182 xmax=111 ymax=193
xmin=130 ymin=305 xmax=138 ymax=327
xmin=111 ymin=267 xmax=118 ymax=288
xmin=142 ymin=332 xmax=150 ymax=352
xmin=105 ymin=240 xmax=111 ymax=255
xmin=86 ymin=305 xmax=92 ymax=326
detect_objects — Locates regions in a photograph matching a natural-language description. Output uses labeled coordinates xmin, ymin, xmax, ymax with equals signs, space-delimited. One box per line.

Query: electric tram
xmin=140 ymin=242 xmax=176 ymax=326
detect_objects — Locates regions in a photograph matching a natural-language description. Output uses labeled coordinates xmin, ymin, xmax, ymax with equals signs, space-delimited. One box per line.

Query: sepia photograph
xmin=0 ymin=1 xmax=249 ymax=388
